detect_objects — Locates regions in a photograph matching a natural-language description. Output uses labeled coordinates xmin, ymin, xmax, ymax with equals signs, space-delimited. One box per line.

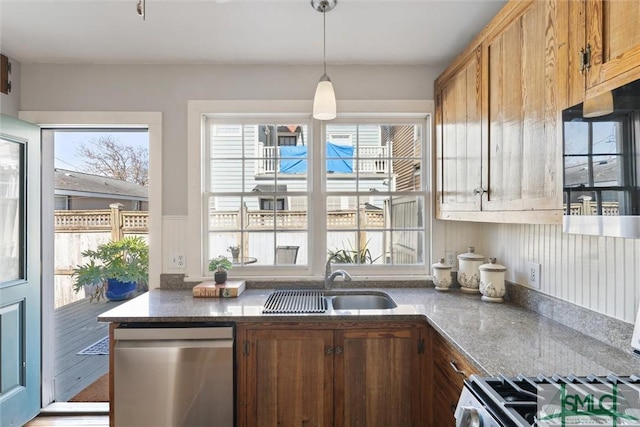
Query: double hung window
xmin=200 ymin=108 xmax=429 ymax=277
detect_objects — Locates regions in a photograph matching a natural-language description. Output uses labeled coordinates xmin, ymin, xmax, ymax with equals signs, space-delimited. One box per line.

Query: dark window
xmin=260 ymin=198 xmax=286 ymax=211
xmin=563 ymin=111 xmax=639 ymax=215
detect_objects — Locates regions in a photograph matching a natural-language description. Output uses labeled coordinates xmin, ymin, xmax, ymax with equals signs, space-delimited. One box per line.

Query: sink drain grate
xmin=262 ymin=289 xmax=326 ymax=314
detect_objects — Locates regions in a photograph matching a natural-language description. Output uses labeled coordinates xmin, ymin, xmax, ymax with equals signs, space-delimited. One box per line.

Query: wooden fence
xmin=53 ymin=203 xmax=149 ymax=308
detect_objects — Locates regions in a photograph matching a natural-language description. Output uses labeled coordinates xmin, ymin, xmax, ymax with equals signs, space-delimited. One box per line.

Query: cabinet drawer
xmin=432 ymin=332 xmax=478 ymax=389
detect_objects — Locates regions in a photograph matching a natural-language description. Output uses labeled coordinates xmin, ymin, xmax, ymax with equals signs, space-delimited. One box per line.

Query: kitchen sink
xmin=327 ymin=292 xmax=397 ymax=310
xmin=262 ymin=289 xmax=397 ymax=313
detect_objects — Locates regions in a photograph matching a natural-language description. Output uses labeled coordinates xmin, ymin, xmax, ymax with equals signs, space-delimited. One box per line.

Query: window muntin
xmin=207 ymin=122 xmax=309 ymax=266
xmin=325 ymin=123 xmax=426 ymax=266
xmin=202 ymin=116 xmax=428 ymax=275
xmin=563 ymin=113 xmax=638 ymax=216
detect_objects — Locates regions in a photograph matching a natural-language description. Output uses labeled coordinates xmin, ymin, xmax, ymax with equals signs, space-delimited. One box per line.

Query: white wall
xmin=22 ymin=63 xmax=637 ymax=323
xmin=442 ymin=221 xmax=640 ymax=324
xmin=20 ymin=64 xmax=441 ymax=215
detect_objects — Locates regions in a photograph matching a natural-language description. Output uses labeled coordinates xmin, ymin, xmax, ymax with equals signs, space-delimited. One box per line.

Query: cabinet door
xmin=245 ymin=329 xmax=334 ymax=427
xmin=586 ymin=0 xmax=640 ymax=92
xmin=557 ymin=0 xmax=587 ymax=109
xmin=334 ymin=327 xmax=423 ymax=427
xmin=483 ymin=0 xmax=563 ymax=214
xmin=435 ymin=47 xmax=483 ymax=217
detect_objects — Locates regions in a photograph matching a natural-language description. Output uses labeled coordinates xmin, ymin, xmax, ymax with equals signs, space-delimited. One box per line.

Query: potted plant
xmin=209 ymin=255 xmax=233 ymax=284
xmin=72 ymin=236 xmax=149 ymax=302
xmin=228 ymin=245 xmax=241 ymax=262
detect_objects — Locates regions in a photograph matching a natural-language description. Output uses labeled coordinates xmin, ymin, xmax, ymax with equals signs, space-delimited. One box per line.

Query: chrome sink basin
xmin=327 ymin=292 xmax=397 ymax=310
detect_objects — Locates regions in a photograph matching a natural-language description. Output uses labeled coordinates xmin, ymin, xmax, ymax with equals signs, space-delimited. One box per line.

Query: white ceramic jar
xmin=457 ymin=246 xmax=485 ymax=293
xmin=432 ymin=258 xmax=452 ymax=291
xmin=479 ymin=257 xmax=506 ymax=303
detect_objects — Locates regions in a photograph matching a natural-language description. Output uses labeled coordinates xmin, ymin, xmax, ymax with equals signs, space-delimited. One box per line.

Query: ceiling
xmin=0 ymin=0 xmax=506 ymax=67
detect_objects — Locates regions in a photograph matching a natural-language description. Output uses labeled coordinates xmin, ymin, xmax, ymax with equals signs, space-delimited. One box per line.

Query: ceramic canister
xmin=457 ymin=246 xmax=485 ymax=293
xmin=432 ymin=258 xmax=452 ymax=291
xmin=479 ymin=257 xmax=507 ymax=303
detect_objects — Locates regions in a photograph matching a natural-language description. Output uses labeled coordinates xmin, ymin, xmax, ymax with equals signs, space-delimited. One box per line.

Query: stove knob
xmin=456 ymin=406 xmax=481 ymax=427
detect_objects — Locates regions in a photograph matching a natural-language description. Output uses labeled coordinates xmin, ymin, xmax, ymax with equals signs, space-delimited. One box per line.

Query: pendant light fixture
xmin=312 ymin=0 xmax=337 ymax=121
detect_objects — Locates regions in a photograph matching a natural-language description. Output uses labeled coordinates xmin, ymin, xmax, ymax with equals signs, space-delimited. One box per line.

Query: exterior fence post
xmin=110 ymin=202 xmax=124 ymax=241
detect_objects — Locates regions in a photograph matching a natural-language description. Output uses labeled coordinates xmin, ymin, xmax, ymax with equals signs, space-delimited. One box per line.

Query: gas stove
xmin=456 ymin=374 xmax=640 ymax=426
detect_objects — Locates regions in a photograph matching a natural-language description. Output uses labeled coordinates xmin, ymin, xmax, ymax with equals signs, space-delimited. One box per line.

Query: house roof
xmin=55 ymin=169 xmax=148 ymax=201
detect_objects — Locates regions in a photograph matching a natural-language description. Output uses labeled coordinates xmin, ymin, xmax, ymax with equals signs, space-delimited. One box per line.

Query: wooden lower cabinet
xmin=430 ymin=328 xmax=480 ymax=427
xmin=244 ymin=328 xmax=334 ymax=427
xmin=237 ymin=322 xmax=428 ymax=427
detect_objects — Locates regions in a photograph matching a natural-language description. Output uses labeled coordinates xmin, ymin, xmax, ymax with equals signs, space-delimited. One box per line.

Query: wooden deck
xmin=54 ymin=297 xmax=130 ymax=402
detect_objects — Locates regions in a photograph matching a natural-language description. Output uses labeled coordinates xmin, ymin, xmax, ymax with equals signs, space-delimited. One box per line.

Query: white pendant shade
xmin=583 ymin=90 xmax=613 ymax=118
xmin=313 ymin=76 xmax=336 ymax=120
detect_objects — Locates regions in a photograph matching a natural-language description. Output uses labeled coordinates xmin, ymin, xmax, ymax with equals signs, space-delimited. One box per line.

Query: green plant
xmin=208 ymin=255 xmax=233 ymax=272
xmin=72 ymin=236 xmax=149 ymax=302
xmin=328 ymin=240 xmax=381 ymax=264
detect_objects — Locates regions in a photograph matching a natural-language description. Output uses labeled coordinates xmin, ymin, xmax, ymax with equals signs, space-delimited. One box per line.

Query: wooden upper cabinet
xmin=482 ymin=0 xmax=563 ymax=215
xmin=334 ymin=328 xmax=424 ymax=427
xmin=558 ymin=0 xmax=640 ymax=107
xmin=435 ymin=47 xmax=483 ymax=216
xmin=245 ymin=329 xmax=334 ymax=427
xmin=585 ymin=0 xmax=640 ymax=93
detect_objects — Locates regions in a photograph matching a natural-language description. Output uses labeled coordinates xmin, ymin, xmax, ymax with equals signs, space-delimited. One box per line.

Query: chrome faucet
xmin=324 ymin=254 xmax=352 ymax=290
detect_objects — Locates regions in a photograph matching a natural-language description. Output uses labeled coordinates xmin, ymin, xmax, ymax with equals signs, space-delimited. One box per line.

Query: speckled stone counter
xmin=98 ymin=287 xmax=640 ymax=377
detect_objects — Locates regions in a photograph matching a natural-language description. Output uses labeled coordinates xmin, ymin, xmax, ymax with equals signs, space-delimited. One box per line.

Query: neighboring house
xmin=54 ymin=168 xmax=148 ymax=211
xmin=211 ymin=123 xmax=416 ymax=212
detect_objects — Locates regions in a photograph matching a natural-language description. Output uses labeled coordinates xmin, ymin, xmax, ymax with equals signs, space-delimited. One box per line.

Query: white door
xmin=0 ymin=115 xmax=42 ymax=426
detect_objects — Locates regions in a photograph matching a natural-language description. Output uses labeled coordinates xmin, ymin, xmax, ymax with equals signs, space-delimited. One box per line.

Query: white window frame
xmin=187 ymin=100 xmax=433 ymax=281
xmin=204 ymin=116 xmax=312 ymax=273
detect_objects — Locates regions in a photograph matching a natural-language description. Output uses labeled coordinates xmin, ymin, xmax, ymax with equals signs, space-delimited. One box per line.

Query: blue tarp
xmin=326 ymin=142 xmax=354 ymax=173
xmin=279 ymin=146 xmax=307 ymax=174
xmin=278 ymin=142 xmax=354 ymax=174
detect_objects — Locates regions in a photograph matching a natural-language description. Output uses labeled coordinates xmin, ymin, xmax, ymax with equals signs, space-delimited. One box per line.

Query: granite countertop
xmin=98 ymin=287 xmax=640 ymax=377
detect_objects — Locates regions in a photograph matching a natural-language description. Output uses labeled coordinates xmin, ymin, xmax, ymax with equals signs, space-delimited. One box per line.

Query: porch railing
xmin=209 ymin=208 xmax=385 ymax=230
xmin=256 ymin=143 xmax=392 ymax=174
xmin=564 ymin=202 xmax=619 ymax=216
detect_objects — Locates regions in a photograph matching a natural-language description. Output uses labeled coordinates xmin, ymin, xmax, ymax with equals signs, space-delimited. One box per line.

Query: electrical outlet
xmin=527 ymin=262 xmax=541 ymax=288
xmin=169 ymin=252 xmax=185 ymax=269
xmin=445 ymin=251 xmax=457 ymax=268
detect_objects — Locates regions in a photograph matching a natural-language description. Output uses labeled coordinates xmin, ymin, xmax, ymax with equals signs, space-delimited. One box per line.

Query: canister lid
xmin=457 ymin=246 xmax=485 ymax=261
xmin=479 ymin=257 xmax=506 ymax=271
xmin=432 ymin=258 xmax=451 ymax=270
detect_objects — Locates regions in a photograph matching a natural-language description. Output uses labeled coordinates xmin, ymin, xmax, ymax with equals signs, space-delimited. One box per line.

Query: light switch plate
xmin=527 ymin=262 xmax=541 ymax=288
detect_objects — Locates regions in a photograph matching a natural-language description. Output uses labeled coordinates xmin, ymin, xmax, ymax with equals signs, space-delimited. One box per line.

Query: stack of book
xmin=192 ymin=280 xmax=246 ymax=298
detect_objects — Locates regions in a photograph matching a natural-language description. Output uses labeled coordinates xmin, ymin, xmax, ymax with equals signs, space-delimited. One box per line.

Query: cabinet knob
xmin=472 ymin=188 xmax=485 ymax=196
xmin=325 ymin=346 xmax=333 ymax=354
xmin=335 ymin=346 xmax=343 ymax=354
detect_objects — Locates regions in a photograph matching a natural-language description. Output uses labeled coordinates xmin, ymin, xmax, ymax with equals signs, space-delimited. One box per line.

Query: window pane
xmin=592 ymin=155 xmax=621 ymax=186
xmin=391 ymin=230 xmax=425 ymax=265
xmin=564 ymin=157 xmax=589 ymax=187
xmin=210 ymin=159 xmax=243 ymax=192
xmin=276 ymin=234 xmax=306 ymax=266
xmin=208 ymin=196 xmax=241 ymax=231
xmin=592 ymin=122 xmax=619 ymax=155
xmin=564 ymin=121 xmax=588 ymax=155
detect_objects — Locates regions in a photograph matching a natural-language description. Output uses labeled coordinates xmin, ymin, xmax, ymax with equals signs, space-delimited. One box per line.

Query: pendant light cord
xmin=323 ymin=5 xmax=327 ymax=75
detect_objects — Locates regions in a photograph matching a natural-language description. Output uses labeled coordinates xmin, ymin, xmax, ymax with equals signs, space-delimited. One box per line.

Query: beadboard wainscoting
xmin=163 ymin=215 xmax=188 ymax=274
xmin=443 ymin=221 xmax=640 ymax=324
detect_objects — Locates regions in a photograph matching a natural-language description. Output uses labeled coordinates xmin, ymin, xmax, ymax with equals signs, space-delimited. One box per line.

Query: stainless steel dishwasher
xmin=113 ymin=324 xmax=234 ymax=427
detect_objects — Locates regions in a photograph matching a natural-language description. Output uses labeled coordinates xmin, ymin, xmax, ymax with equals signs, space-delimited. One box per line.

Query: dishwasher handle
xmin=114 ymin=327 xmax=234 ymax=341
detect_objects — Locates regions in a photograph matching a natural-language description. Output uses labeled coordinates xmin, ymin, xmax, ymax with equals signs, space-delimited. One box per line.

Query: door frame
xmin=19 ymin=111 xmax=162 ymax=407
